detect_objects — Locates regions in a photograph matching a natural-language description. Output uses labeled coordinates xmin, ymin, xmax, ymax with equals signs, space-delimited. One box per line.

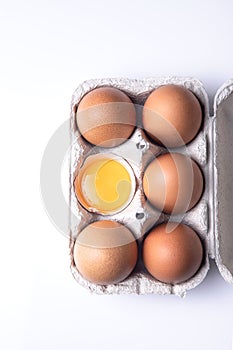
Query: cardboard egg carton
xmin=69 ymin=77 xmax=233 ymax=297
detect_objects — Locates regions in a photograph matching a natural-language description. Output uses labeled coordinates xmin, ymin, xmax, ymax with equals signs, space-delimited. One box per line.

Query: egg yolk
xmin=76 ymin=158 xmax=133 ymax=214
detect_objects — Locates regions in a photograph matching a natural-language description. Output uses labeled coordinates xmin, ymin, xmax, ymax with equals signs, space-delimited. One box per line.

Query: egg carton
xmin=69 ymin=77 xmax=233 ymax=297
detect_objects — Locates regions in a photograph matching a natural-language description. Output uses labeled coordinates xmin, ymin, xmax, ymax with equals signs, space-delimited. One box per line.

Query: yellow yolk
xmin=95 ymin=160 xmax=130 ymax=202
xmin=77 ymin=158 xmax=133 ymax=214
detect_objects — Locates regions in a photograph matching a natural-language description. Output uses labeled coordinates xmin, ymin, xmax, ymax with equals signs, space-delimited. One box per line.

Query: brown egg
xmin=73 ymin=220 xmax=138 ymax=285
xmin=142 ymin=85 xmax=202 ymax=148
xmin=143 ymin=152 xmax=203 ymax=214
xmin=76 ymin=87 xmax=136 ymax=147
xmin=142 ymin=222 xmax=203 ymax=284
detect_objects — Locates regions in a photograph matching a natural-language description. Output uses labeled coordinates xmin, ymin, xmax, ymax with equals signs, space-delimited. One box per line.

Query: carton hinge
xmin=207 ymin=115 xmax=216 ymax=259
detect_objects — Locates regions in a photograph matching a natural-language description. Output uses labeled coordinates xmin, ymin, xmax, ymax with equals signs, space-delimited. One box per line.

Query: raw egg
xmin=73 ymin=220 xmax=138 ymax=285
xmin=76 ymin=87 xmax=136 ymax=147
xmin=142 ymin=84 xmax=202 ymax=148
xmin=142 ymin=222 xmax=203 ymax=284
xmin=74 ymin=154 xmax=136 ymax=215
xmin=143 ymin=152 xmax=203 ymax=214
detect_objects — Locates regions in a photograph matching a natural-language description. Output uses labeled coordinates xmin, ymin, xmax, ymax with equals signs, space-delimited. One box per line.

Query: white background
xmin=1 ymin=0 xmax=233 ymax=349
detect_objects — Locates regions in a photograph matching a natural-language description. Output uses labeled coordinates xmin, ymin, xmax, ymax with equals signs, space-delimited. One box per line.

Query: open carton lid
xmin=213 ymin=79 xmax=233 ymax=284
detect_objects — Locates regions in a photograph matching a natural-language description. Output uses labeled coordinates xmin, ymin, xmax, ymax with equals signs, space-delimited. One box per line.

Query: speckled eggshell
xmin=76 ymin=87 xmax=136 ymax=147
xmin=73 ymin=220 xmax=138 ymax=285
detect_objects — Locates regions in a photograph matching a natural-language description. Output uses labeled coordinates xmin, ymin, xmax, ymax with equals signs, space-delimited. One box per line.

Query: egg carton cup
xmin=69 ymin=77 xmax=233 ymax=297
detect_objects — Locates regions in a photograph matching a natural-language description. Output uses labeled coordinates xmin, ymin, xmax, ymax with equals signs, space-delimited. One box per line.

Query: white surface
xmin=0 ymin=1 xmax=233 ymax=349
